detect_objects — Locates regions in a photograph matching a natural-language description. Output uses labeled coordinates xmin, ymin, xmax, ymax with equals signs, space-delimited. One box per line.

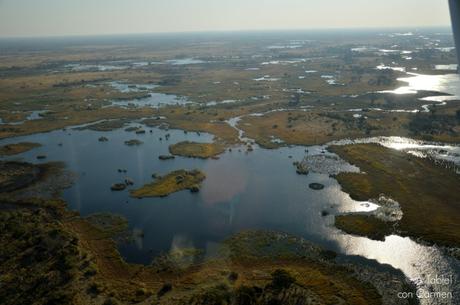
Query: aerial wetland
xmin=0 ymin=29 xmax=460 ymax=304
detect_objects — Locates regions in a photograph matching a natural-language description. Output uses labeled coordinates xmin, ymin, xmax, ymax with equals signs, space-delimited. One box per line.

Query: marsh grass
xmin=331 ymin=143 xmax=460 ymax=247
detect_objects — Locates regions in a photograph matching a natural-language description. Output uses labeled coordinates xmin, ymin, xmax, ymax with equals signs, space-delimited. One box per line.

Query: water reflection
xmin=376 ymin=64 xmax=406 ymax=72
xmin=381 ymin=73 xmax=460 ymax=101
xmin=65 ymin=63 xmax=128 ymax=72
xmin=108 ymin=81 xmax=156 ymax=93
xmin=201 ymin=161 xmax=249 ymax=206
xmin=335 ymin=234 xmax=459 ymax=303
xmin=111 ymin=97 xmax=191 ymax=108
xmin=435 ymin=64 xmax=458 ymax=71
xmin=332 ymin=136 xmax=460 ymax=167
xmin=82 ymin=81 xmax=194 ymax=108
xmin=166 ymin=58 xmax=207 ymax=65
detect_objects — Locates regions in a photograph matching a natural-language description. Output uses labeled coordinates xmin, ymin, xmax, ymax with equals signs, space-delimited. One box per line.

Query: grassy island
xmin=124 ymin=139 xmax=143 ymax=146
xmin=169 ymin=141 xmax=225 ymax=159
xmin=335 ymin=214 xmax=396 ymax=241
xmin=130 ymin=169 xmax=205 ymax=198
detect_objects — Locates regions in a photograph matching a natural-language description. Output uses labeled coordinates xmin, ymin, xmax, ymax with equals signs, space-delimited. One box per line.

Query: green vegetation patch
xmin=75 ymin=119 xmax=131 ymax=132
xmin=124 ymin=139 xmax=143 ymax=146
xmin=169 ymin=141 xmax=225 ymax=159
xmin=0 ymin=161 xmax=42 ymax=192
xmin=0 ymin=205 xmax=84 ymax=304
xmin=335 ymin=214 xmax=396 ymax=241
xmin=330 ymin=143 xmax=460 ymax=247
xmin=221 ymin=230 xmax=331 ymax=261
xmin=0 ymin=142 xmax=41 ymax=156
xmin=85 ymin=213 xmax=129 ymax=238
xmin=130 ymin=169 xmax=205 ymax=198
xmin=408 ymin=110 xmax=460 ymax=143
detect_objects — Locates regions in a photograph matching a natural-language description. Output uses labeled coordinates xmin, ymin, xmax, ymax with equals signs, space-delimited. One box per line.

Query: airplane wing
xmin=449 ymin=0 xmax=460 ymax=72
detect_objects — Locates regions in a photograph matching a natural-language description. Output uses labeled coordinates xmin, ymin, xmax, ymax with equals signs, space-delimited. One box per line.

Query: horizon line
xmin=0 ymin=25 xmax=452 ymax=40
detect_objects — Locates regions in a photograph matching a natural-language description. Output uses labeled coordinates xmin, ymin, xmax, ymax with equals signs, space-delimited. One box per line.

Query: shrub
xmin=157 ymin=283 xmax=173 ymax=298
xmin=270 ymin=269 xmax=295 ymax=290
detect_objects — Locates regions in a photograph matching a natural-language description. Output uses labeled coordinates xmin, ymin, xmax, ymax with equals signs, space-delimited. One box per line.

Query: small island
xmin=124 ymin=139 xmax=143 ymax=146
xmin=169 ymin=141 xmax=225 ymax=159
xmin=130 ymin=169 xmax=205 ymax=198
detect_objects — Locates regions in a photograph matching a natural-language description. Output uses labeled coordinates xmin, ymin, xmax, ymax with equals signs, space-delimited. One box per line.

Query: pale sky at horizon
xmin=0 ymin=0 xmax=452 ymax=37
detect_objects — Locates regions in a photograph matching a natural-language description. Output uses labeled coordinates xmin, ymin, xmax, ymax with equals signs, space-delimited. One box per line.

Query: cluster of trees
xmin=409 ymin=110 xmax=460 ymax=137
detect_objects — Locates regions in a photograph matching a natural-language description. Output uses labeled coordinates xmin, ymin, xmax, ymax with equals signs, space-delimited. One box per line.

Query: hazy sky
xmin=0 ymin=0 xmax=452 ymax=37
